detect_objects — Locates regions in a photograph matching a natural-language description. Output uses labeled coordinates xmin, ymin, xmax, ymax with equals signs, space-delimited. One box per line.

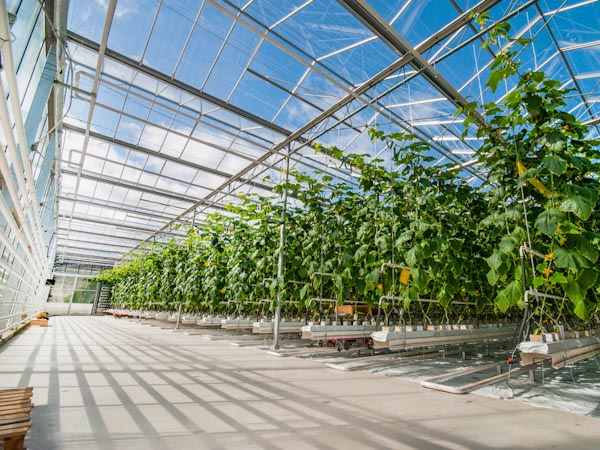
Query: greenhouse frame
xmin=0 ymin=0 xmax=599 ymax=449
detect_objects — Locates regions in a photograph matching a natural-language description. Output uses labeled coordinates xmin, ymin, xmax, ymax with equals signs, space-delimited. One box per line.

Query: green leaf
xmin=396 ymin=230 xmax=412 ymax=247
xmin=532 ymin=276 xmax=545 ymax=289
xmin=542 ymin=155 xmax=567 ymax=175
xmin=495 ymin=295 xmax=511 ymax=313
xmin=564 ymin=155 xmax=588 ymax=173
xmin=569 ymin=234 xmax=598 ymax=263
xmin=577 ymin=268 xmax=598 ymax=291
xmin=411 ymin=269 xmax=430 ymax=291
xmin=375 ymin=235 xmax=389 ymax=252
xmin=408 ymin=286 xmax=419 ymax=301
xmin=339 ymin=252 xmax=353 ymax=267
xmin=437 ymin=286 xmax=452 ymax=308
xmin=486 ymin=269 xmax=499 ymax=286
xmin=487 ymin=70 xmax=503 ymax=93
xmin=534 ymin=208 xmax=566 ymax=236
xmin=335 ymin=274 xmax=344 ymax=291
xmin=354 ymin=244 xmax=369 ymax=262
xmin=499 ymin=236 xmax=517 ymax=254
xmin=560 ymin=195 xmax=595 ymax=221
xmin=365 ymin=269 xmax=380 ymax=289
xmin=486 ymin=251 xmax=503 ymax=271
xmin=405 ymin=247 xmax=418 ymax=267
xmin=573 ymin=301 xmax=589 ymax=321
xmin=541 ymin=131 xmax=566 ymax=152
xmin=548 ymin=272 xmax=567 ymax=285
xmin=553 ymin=246 xmax=589 ymax=270
xmin=495 ymin=280 xmax=523 ymax=312
xmin=421 ymin=240 xmax=436 ymax=258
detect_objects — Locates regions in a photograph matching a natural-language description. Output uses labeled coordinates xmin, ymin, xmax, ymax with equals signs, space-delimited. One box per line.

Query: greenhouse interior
xmin=0 ymin=0 xmax=599 ymax=448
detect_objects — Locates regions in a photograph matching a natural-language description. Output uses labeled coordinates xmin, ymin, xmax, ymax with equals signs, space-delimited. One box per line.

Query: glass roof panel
xmin=58 ymin=0 xmax=600 ymax=267
xmin=273 ymin=95 xmax=324 ymax=130
xmin=202 ymin=24 xmax=262 ymax=98
xmin=249 ymin=40 xmax=309 ymax=89
xmin=547 ymin=1 xmax=600 ymax=45
xmin=142 ymin=3 xmax=197 ymax=75
xmin=106 ymin=0 xmax=158 ymax=60
xmin=175 ymin=32 xmax=223 ymax=89
xmin=229 ymin=72 xmax=291 ymax=122
xmin=389 ymin=0 xmax=461 ymax=47
xmin=180 ymin=139 xmax=226 ymax=169
xmin=138 ymin=124 xmax=168 ymax=151
xmin=272 ymin=0 xmax=374 ymax=60
xmin=67 ymin=0 xmax=107 ymax=43
xmin=161 ymin=132 xmax=188 ymax=159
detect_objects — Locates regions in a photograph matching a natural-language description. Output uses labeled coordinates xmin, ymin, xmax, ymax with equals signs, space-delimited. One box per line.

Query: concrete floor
xmin=0 ymin=317 xmax=598 ymax=450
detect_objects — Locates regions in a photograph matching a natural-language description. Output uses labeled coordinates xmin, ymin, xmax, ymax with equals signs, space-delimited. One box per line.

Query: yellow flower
xmin=219 ymin=287 xmax=226 ymax=294
xmin=544 ymin=253 xmax=554 ymax=262
xmin=377 ymin=283 xmax=383 ymax=290
xmin=542 ymin=267 xmax=553 ymax=277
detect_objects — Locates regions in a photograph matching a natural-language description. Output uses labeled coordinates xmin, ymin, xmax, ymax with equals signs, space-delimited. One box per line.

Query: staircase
xmin=96 ymin=284 xmax=113 ymax=314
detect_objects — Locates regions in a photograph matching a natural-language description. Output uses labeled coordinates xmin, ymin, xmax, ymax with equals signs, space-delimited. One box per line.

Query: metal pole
xmin=175 ymin=302 xmax=183 ymax=330
xmin=272 ymin=150 xmax=290 ymax=350
xmin=67 ymin=276 xmax=77 ymax=315
xmin=92 ymin=281 xmax=102 ymax=315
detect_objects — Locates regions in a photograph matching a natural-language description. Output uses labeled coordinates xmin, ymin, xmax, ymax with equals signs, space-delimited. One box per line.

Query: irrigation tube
xmin=525 ymin=290 xmax=568 ymax=303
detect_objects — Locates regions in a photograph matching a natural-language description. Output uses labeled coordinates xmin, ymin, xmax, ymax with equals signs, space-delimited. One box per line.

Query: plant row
xmin=99 ymin=24 xmax=600 ymax=331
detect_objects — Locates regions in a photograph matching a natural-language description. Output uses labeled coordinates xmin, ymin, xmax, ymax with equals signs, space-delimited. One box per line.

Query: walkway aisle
xmin=0 ymin=316 xmax=597 ymax=450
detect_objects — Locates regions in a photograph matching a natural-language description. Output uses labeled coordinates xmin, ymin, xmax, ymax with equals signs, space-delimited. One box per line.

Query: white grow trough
xmin=252 ymin=320 xmax=305 ymax=334
xmin=371 ymin=325 xmax=516 ymax=351
xmin=301 ymin=323 xmax=377 ymax=341
xmin=221 ymin=317 xmax=255 ymax=330
xmin=155 ymin=312 xmax=169 ymax=321
xmin=195 ymin=316 xmax=223 ymax=327
xmin=518 ymin=335 xmax=600 ymax=369
xmin=180 ymin=315 xmax=197 ymax=325
xmin=167 ymin=313 xmax=180 ymax=323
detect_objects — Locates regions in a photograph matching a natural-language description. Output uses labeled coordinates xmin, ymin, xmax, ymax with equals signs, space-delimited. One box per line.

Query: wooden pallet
xmin=0 ymin=387 xmax=34 ymax=450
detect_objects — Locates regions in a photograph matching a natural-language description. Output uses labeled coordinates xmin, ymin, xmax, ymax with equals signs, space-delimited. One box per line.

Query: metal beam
xmin=63 ymin=124 xmax=275 ymax=193
xmin=58 ymin=214 xmax=178 ymax=234
xmin=535 ymin=2 xmax=598 ymax=132
xmin=57 ymin=236 xmax=135 ymax=251
xmin=67 ymin=31 xmax=295 ymax=139
xmin=55 ymin=250 xmax=123 ymax=262
xmin=57 ymin=227 xmax=143 ymax=245
xmin=121 ymin=0 xmax=501 ymax=258
xmin=60 ymin=0 xmax=117 ymax=270
xmin=56 ymin=244 xmax=125 ymax=256
xmin=61 ymin=168 xmax=199 ymax=205
xmin=337 ymin=0 xmax=490 ymax=127
xmin=58 ymin=195 xmax=181 ymax=222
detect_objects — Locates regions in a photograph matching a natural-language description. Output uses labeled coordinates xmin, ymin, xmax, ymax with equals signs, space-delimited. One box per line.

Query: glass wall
xmin=0 ymin=0 xmax=60 ymax=333
xmin=48 ymin=275 xmax=99 ymax=305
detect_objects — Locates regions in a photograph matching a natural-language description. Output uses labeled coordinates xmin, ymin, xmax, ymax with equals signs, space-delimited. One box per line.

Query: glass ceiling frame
xmin=55 ymin=0 xmax=600 ymax=269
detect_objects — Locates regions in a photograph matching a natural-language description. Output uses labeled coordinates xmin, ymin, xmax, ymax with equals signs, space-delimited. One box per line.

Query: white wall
xmin=46 ymin=303 xmax=93 ymax=316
